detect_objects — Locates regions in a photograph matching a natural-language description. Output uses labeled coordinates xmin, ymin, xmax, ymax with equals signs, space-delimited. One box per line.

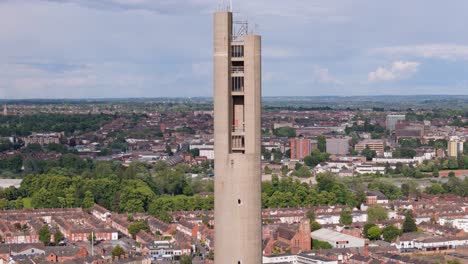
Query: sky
xmin=1 ymin=0 xmax=468 ymax=98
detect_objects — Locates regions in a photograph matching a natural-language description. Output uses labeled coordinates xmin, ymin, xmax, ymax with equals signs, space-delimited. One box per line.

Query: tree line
xmin=0 ymin=154 xmax=466 ymax=220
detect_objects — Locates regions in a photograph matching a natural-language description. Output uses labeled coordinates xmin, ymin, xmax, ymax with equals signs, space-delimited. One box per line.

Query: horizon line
xmin=0 ymin=94 xmax=468 ymax=101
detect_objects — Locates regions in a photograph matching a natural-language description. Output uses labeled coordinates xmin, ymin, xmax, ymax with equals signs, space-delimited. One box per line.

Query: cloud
xmin=1 ymin=0 xmax=468 ymax=97
xmin=368 ymin=61 xmax=420 ymax=82
xmin=372 ymin=44 xmax=468 ymax=61
xmin=311 ymin=66 xmax=342 ymax=85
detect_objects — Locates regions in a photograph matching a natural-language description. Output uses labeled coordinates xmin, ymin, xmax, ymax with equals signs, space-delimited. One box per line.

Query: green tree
xmin=273 ymin=127 xmax=296 ymax=138
xmin=292 ymin=166 xmax=311 ymax=178
xmin=38 ymin=225 xmax=50 ymax=245
xmin=127 ymin=214 xmax=134 ymax=222
xmin=189 ymin=148 xmax=200 ymax=157
xmin=304 ymin=149 xmax=330 ymax=167
xmin=64 ymin=187 xmax=76 ymax=208
xmin=361 ymin=146 xmax=377 ymax=161
xmin=425 ymin=183 xmax=444 ymax=194
xmin=367 ymin=226 xmax=382 ymax=240
xmin=317 ymin=135 xmax=327 ymax=152
xmin=157 ymin=211 xmax=174 ymax=223
xmin=393 ymin=148 xmax=417 ymax=158
xmin=363 ymin=223 xmax=377 ymax=239
xmin=112 ymin=245 xmax=125 ymax=257
xmin=402 ymin=210 xmax=417 ymax=233
xmin=82 ymin=190 xmax=94 ymax=209
xmin=310 ymin=221 xmax=321 ymax=232
xmin=312 ymin=239 xmax=332 ymax=249
xmin=444 ymin=159 xmax=459 ymax=170
xmin=382 ymin=225 xmax=401 ymax=242
xmin=367 ymin=205 xmax=388 ymax=223
xmin=401 ymin=180 xmax=419 ymax=197
xmin=31 ymin=188 xmax=59 ymax=209
xmin=165 ymin=145 xmax=173 ymax=156
xmin=128 ymin=221 xmax=150 ymax=236
xmin=368 ymin=180 xmax=402 ymax=200
xmin=294 ymin=162 xmax=303 ymax=170
xmin=339 ymin=208 xmax=352 ymax=226
xmin=14 ymin=199 xmax=23 ymax=210
xmin=306 ymin=209 xmax=315 ymax=222
xmin=54 ymin=230 xmax=64 ymax=244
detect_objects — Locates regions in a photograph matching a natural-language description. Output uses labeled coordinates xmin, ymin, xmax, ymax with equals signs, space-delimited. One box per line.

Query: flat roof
xmin=0 ymin=179 xmax=22 ymax=189
xmin=311 ymin=228 xmax=365 ymax=243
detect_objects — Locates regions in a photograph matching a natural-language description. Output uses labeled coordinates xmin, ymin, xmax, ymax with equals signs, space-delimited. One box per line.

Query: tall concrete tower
xmin=213 ymin=11 xmax=262 ymax=264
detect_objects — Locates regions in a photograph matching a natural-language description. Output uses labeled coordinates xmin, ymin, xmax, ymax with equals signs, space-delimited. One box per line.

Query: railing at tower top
xmin=232 ymin=124 xmax=245 ymax=133
xmin=231 ymin=66 xmax=244 ymax=74
xmin=231 ymin=35 xmax=245 ymax=42
xmin=232 ymin=20 xmax=249 ymax=42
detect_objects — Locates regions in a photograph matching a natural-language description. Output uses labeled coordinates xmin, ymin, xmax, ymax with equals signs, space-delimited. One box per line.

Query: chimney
xmin=363 ymin=240 xmax=369 ymax=257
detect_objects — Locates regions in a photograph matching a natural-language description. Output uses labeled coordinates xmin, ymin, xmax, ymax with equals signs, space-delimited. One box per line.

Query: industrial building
xmin=311 ymin=229 xmax=365 ymax=249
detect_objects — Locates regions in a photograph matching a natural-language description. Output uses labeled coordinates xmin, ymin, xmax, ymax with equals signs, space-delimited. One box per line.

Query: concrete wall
xmin=213 ymin=11 xmax=262 ymax=264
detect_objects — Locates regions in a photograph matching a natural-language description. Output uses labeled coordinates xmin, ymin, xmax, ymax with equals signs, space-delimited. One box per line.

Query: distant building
xmin=355 ymin=164 xmax=386 ymax=175
xmin=273 ymin=122 xmax=293 ymax=130
xmin=290 ymin=137 xmax=311 ymax=160
xmin=366 ymin=191 xmax=389 ymax=205
xmin=386 ymin=114 xmax=405 ymax=132
xmin=0 ymin=179 xmax=22 ymax=189
xmin=263 ymin=218 xmax=311 ymax=255
xmin=448 ymin=136 xmax=465 ymax=158
xmin=326 ymin=138 xmax=349 ymax=155
xmin=355 ymin=139 xmax=385 ymax=155
xmin=22 ymin=132 xmax=64 ymax=146
xmin=395 ymin=122 xmax=425 ymax=140
xmin=311 ymin=228 xmax=365 ymax=248
xmin=263 ymin=253 xmax=338 ymax=264
xmin=190 ymin=143 xmax=214 ymax=160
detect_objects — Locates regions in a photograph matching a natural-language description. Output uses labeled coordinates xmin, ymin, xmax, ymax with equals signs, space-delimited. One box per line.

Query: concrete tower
xmin=213 ymin=11 xmax=262 ymax=264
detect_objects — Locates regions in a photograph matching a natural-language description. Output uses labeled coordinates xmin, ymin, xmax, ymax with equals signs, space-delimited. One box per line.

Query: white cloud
xmin=372 ymin=44 xmax=468 ymax=61
xmin=312 ymin=65 xmax=342 ymax=85
xmin=368 ymin=61 xmax=420 ymax=82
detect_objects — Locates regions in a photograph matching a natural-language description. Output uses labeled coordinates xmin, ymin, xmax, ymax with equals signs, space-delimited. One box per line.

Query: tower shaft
xmin=213 ymin=11 xmax=262 ymax=264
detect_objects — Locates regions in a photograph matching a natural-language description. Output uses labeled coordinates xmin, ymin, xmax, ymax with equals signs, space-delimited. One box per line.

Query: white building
xmin=414 ymin=237 xmax=468 ymax=251
xmin=190 ymin=143 xmax=214 ymax=160
xmin=263 ymin=253 xmax=338 ymax=264
xmin=355 ymin=164 xmax=385 ymax=175
xmin=311 ymin=228 xmax=365 ymax=248
xmin=315 ymin=215 xmax=340 ymax=225
xmin=439 ymin=217 xmax=468 ymax=232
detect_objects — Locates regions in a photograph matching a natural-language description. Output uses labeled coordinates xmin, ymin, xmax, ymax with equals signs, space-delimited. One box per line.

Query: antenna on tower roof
xmin=230 ymin=0 xmax=233 ymax=12
xmin=217 ymin=0 xmax=231 ymax=12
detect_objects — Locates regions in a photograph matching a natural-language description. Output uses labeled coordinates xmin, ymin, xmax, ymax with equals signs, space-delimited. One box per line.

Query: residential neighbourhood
xmin=0 ymin=99 xmax=466 ymax=263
